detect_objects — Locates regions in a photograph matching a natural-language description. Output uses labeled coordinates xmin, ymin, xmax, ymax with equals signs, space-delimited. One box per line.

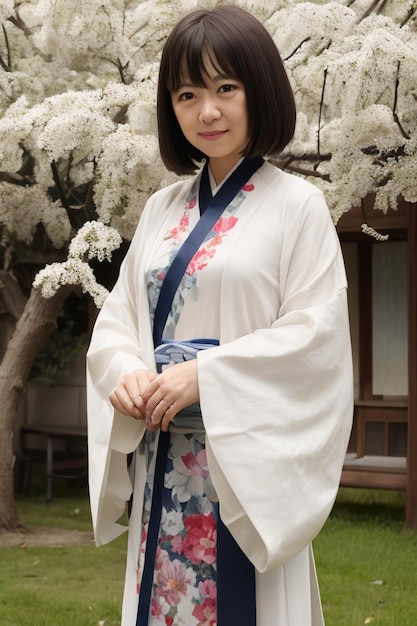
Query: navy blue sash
xmin=136 ymin=157 xmax=262 ymax=626
xmin=152 ymin=157 xmax=263 ymax=347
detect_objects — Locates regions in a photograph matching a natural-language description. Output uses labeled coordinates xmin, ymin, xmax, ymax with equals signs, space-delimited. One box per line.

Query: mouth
xmin=198 ymin=130 xmax=227 ymax=140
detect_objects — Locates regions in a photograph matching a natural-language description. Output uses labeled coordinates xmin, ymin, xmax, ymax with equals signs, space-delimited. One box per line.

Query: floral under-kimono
xmin=86 ymin=160 xmax=353 ymax=626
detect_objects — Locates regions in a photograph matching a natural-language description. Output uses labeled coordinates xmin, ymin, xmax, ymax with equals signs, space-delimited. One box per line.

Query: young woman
xmin=87 ymin=6 xmax=353 ymax=626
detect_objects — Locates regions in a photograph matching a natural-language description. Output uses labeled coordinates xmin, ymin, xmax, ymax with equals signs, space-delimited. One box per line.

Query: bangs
xmin=158 ymin=6 xmax=296 ymax=175
xmin=165 ymin=24 xmax=240 ymax=93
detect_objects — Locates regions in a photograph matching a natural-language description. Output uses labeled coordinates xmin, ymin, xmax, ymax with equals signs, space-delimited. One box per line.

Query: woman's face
xmin=170 ymin=58 xmax=248 ymax=184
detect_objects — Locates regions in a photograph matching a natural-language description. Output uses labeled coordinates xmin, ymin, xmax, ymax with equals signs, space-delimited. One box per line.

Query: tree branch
xmin=283 ymin=37 xmax=311 ymax=62
xmin=282 ymin=162 xmax=331 ymax=181
xmin=116 ymin=57 xmax=130 ymax=85
xmin=272 ymin=156 xmax=331 ymax=181
xmin=318 ymin=68 xmax=328 ymax=157
xmin=393 ymin=60 xmax=410 ymax=140
xmin=7 ymin=10 xmax=31 ymax=35
xmin=50 ymin=161 xmax=71 ymax=211
xmin=0 ymin=24 xmax=12 ymax=71
xmin=357 ymin=0 xmax=388 ymax=22
xmin=401 ymin=4 xmax=416 ymax=27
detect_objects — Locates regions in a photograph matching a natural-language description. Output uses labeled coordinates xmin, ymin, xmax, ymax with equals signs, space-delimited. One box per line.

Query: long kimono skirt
xmin=137 ymin=424 xmax=219 ymax=626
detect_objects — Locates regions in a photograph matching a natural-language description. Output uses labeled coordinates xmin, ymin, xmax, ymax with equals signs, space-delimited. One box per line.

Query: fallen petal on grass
xmin=364 ymin=617 xmax=375 ymax=624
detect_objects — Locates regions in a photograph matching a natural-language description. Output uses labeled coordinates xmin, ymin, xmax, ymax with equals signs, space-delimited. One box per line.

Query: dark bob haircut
xmin=157 ymin=5 xmax=296 ymax=175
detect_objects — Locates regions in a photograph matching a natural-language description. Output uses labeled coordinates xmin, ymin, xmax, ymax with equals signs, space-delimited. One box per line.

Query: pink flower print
xmin=185 ymin=247 xmax=215 ymax=276
xmin=181 ymin=513 xmax=216 ymax=565
xmin=192 ymin=595 xmax=217 ymax=626
xmin=155 ymin=546 xmax=170 ymax=571
xmin=243 ymin=183 xmax=254 ymax=192
xmin=188 ymin=196 xmax=197 ymax=209
xmin=167 ymin=211 xmax=190 ymax=241
xmin=181 ymin=450 xmax=209 ymax=478
xmin=213 ymin=215 xmax=238 ymax=235
xmin=198 ymin=580 xmax=216 ymax=601
xmin=156 ymin=558 xmax=196 ymax=605
xmin=206 ymin=235 xmax=223 ymax=248
xmin=171 ymin=534 xmax=184 ymax=556
xmin=150 ymin=595 xmax=170 ymax=621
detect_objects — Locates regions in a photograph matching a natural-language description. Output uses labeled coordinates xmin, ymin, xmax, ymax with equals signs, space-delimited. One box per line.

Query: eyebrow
xmin=176 ymin=74 xmax=236 ymax=91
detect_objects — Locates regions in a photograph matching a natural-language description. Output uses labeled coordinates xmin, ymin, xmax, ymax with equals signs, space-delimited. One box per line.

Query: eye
xmin=218 ymin=83 xmax=237 ymax=93
xmin=178 ymin=91 xmax=194 ymax=101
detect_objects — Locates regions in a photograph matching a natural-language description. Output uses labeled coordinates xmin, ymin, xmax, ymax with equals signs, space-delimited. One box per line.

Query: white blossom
xmin=0 ymin=0 xmax=13 ymax=24
xmin=0 ymin=0 xmax=415 ymax=306
xmin=94 ymin=128 xmax=177 ymax=239
xmin=361 ymin=224 xmax=389 ymax=241
xmin=68 ymin=221 xmax=123 ymax=262
xmin=0 ymin=184 xmax=71 ymax=247
xmin=34 ymin=221 xmax=122 ymax=307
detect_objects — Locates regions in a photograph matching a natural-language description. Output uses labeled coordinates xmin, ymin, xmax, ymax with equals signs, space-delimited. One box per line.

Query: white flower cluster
xmin=0 ymin=0 xmax=13 ymax=24
xmin=94 ymin=128 xmax=176 ymax=239
xmin=269 ymin=1 xmax=417 ymax=221
xmin=0 ymin=183 xmax=71 ymax=247
xmin=0 ymin=0 xmax=416 ymax=307
xmin=68 ymin=220 xmax=123 ymax=262
xmin=33 ymin=221 xmax=123 ymax=307
xmin=361 ymin=223 xmax=389 ymax=242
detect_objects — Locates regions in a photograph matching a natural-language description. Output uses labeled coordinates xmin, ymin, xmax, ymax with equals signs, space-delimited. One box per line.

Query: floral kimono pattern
xmin=138 ymin=180 xmax=255 ymax=625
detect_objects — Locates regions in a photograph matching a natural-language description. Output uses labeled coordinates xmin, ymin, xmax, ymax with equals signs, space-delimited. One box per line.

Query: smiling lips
xmin=198 ymin=130 xmax=228 ymax=140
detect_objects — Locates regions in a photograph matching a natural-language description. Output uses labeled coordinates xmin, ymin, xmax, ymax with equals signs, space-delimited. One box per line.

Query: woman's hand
xmin=110 ymin=368 xmax=158 ymax=430
xmin=142 ymin=360 xmax=199 ymax=432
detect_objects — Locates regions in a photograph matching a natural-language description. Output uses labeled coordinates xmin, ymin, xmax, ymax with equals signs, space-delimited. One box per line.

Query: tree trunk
xmin=0 ymin=284 xmax=74 ymax=530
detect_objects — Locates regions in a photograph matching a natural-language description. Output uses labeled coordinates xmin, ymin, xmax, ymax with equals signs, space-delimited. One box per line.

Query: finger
xmin=160 ymin=402 xmax=178 ymax=432
xmin=141 ymin=377 xmax=160 ymax=405
xmin=122 ymin=376 xmax=147 ymax=414
xmin=149 ymin=397 xmax=172 ymax=426
xmin=145 ymin=421 xmax=160 ymax=433
xmin=110 ymin=387 xmax=145 ymax=420
xmin=145 ymin=388 xmax=167 ymax=420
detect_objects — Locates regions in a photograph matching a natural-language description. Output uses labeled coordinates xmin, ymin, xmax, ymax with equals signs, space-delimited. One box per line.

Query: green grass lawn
xmin=0 ymin=482 xmax=127 ymax=626
xmin=1 ymin=482 xmax=416 ymax=625
xmin=314 ymin=488 xmax=417 ymax=626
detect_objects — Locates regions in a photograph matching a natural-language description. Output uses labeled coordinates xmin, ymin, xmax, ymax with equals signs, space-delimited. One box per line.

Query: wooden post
xmin=406 ymin=204 xmax=417 ymax=527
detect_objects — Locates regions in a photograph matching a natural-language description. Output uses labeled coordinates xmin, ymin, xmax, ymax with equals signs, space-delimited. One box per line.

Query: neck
xmin=208 ymin=156 xmax=244 ymax=187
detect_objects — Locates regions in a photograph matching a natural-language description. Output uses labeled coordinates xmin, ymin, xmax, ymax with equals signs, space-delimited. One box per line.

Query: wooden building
xmin=337 ymin=198 xmax=417 ymax=527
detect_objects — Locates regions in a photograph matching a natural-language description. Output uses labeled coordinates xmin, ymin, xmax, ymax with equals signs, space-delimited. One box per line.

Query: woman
xmin=87 ymin=5 xmax=353 ymax=626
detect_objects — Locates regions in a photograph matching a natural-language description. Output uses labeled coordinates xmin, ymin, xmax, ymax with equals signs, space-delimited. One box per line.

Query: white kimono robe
xmin=87 ymin=160 xmax=353 ymax=626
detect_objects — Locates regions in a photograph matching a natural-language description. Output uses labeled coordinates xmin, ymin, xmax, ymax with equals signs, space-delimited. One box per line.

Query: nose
xmin=198 ymin=95 xmax=221 ymax=124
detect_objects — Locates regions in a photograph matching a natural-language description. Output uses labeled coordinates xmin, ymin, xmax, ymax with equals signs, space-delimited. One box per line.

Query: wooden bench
xmin=341 ymin=452 xmax=407 ymax=491
xmin=15 ymin=425 xmax=87 ymax=502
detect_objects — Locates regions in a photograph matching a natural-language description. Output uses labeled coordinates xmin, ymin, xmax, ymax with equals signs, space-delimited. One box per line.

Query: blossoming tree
xmin=0 ymin=0 xmax=416 ymax=530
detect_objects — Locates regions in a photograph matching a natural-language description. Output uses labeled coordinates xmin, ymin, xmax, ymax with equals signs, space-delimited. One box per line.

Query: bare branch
xmin=393 ymin=60 xmax=410 ymax=140
xmin=282 ymin=162 xmax=331 ymax=181
xmin=7 ymin=10 xmax=31 ymax=35
xmin=117 ymin=57 xmax=130 ymax=85
xmin=50 ymin=161 xmax=71 ymax=211
xmin=0 ymin=171 xmax=26 ymax=185
xmin=400 ymin=3 xmax=416 ymax=27
xmin=0 ymin=24 xmax=11 ymax=71
xmin=357 ymin=0 xmax=388 ymax=22
xmin=273 ymin=156 xmax=331 ymax=181
xmin=283 ymin=37 xmax=311 ymax=62
xmin=318 ymin=68 xmax=328 ymax=157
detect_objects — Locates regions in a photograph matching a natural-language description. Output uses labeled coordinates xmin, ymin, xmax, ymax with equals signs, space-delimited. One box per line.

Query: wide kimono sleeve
xmin=86 ymin=190 xmax=167 ymax=546
xmin=197 ymin=183 xmax=354 ymax=573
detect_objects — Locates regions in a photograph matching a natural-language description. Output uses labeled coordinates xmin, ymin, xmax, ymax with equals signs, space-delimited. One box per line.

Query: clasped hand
xmin=109 ymin=360 xmax=199 ymax=432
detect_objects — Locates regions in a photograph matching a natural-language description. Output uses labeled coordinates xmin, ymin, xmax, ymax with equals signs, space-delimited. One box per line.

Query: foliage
xmin=0 ymin=0 xmax=416 ymax=303
xmin=28 ymin=293 xmax=88 ymax=386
